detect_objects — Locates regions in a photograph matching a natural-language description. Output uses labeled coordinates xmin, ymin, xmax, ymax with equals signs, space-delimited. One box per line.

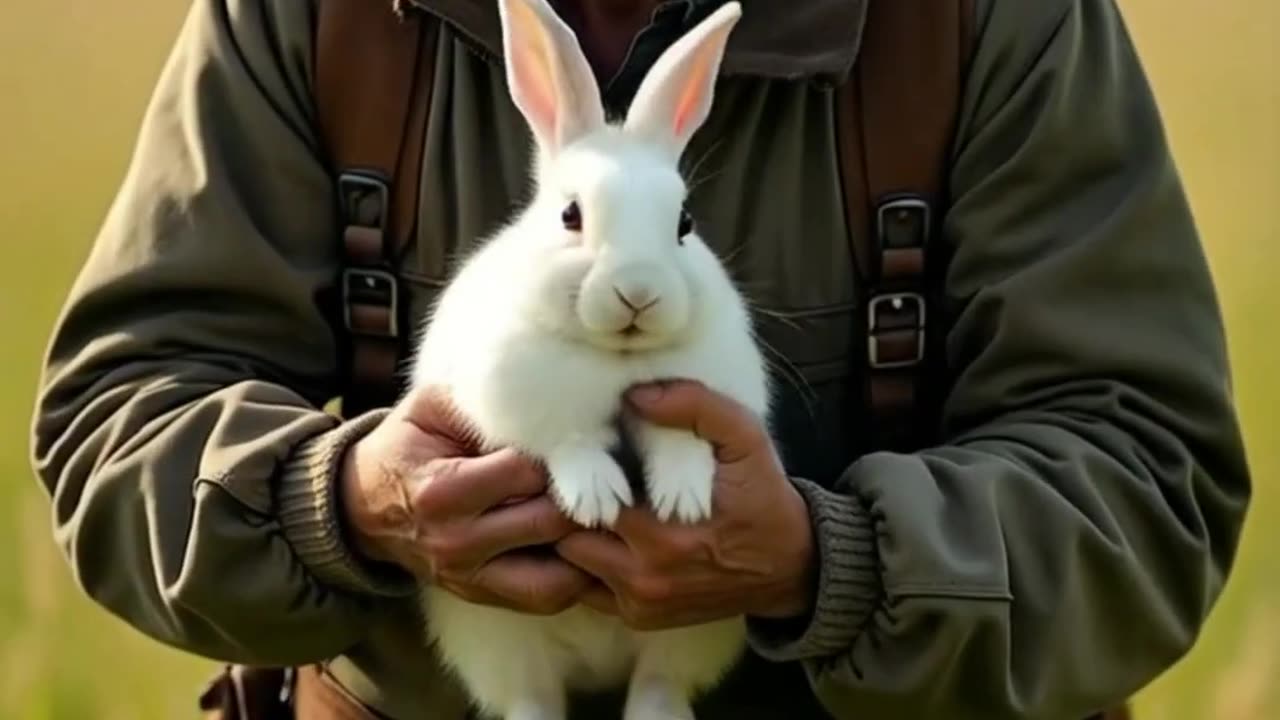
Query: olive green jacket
xmin=30 ymin=0 xmax=1251 ymax=719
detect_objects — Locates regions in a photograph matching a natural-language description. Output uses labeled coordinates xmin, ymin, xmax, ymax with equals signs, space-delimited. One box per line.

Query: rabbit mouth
xmin=578 ymin=322 xmax=677 ymax=355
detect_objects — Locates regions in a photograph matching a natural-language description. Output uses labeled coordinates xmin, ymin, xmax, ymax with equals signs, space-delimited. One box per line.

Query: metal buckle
xmin=338 ymin=171 xmax=391 ymax=230
xmin=876 ymin=196 xmax=931 ymax=249
xmin=342 ymin=267 xmax=400 ymax=338
xmin=278 ymin=667 xmax=295 ymax=704
xmin=867 ymin=291 xmax=925 ymax=369
xmin=336 ymin=171 xmax=398 ymax=339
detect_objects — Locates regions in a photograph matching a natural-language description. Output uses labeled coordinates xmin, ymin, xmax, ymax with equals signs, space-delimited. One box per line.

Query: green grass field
xmin=1 ymin=2 xmax=1276 ymax=719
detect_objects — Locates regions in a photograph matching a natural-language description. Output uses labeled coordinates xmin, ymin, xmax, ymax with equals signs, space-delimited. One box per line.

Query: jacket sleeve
xmin=29 ymin=0 xmax=416 ymax=667
xmin=745 ymin=1 xmax=1252 ymax=717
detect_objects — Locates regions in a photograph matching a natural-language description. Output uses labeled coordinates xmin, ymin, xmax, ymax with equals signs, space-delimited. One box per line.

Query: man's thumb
xmin=625 ymin=379 xmax=764 ymax=459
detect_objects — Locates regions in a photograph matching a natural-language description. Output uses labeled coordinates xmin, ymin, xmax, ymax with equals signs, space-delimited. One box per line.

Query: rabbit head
xmin=496 ymin=0 xmax=745 ymax=353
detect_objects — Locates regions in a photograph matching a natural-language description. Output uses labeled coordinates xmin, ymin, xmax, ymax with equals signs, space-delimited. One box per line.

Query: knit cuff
xmin=746 ymin=477 xmax=882 ymax=662
xmin=276 ymin=408 xmax=418 ymax=598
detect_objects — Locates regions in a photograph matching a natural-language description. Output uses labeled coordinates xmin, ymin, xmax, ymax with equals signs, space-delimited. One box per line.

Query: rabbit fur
xmin=410 ymin=1 xmax=768 ymax=718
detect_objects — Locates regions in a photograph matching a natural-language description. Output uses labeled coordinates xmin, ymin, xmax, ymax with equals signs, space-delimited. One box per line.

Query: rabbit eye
xmin=677 ymin=208 xmax=694 ymax=244
xmin=561 ymin=201 xmax=582 ymax=232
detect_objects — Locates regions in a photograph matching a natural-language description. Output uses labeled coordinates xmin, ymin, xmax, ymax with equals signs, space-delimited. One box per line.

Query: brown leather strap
xmin=314 ymin=0 xmax=438 ymax=417
xmin=836 ymin=0 xmax=975 ymax=452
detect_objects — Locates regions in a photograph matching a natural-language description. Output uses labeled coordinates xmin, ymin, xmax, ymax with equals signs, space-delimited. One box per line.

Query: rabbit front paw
xmin=622 ymin=678 xmax=696 ymax=720
xmin=546 ymin=439 xmax=633 ymax=528
xmin=637 ymin=426 xmax=716 ymax=524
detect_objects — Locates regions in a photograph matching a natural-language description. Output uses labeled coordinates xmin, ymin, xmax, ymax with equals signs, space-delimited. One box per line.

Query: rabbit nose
xmin=613 ymin=283 xmax=659 ymax=314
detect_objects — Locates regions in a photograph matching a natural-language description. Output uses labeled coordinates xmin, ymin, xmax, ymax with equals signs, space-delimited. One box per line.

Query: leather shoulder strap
xmin=313 ymin=0 xmax=438 ymax=416
xmin=835 ymin=0 xmax=976 ymax=452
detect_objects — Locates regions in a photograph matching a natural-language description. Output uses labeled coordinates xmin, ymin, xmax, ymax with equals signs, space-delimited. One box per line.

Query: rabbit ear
xmin=623 ymin=1 xmax=741 ymax=160
xmin=498 ymin=0 xmax=605 ymax=154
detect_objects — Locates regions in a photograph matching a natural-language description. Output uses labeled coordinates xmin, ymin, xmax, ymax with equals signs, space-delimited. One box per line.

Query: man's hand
xmin=556 ymin=379 xmax=817 ymax=631
xmin=340 ymin=386 xmax=592 ymax=614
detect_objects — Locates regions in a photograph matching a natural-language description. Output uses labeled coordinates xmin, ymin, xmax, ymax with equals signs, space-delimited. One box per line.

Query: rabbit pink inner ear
xmin=502 ymin=0 xmax=562 ymax=145
xmin=500 ymin=0 xmax=604 ymax=153
xmin=672 ymin=48 xmax=717 ymax=139
xmin=624 ymin=2 xmax=742 ymax=157
xmin=508 ymin=34 xmax=560 ymax=141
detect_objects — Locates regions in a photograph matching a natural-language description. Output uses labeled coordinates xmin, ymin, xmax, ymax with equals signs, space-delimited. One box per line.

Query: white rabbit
xmin=411 ymin=0 xmax=767 ymax=718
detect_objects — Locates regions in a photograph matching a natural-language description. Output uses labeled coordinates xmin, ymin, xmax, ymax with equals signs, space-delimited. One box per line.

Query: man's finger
xmin=579 ymin=584 xmax=619 ymax=615
xmin=624 ymin=380 xmax=764 ymax=461
xmin=472 ymin=554 xmax=593 ymax=615
xmin=556 ymin=531 xmax=634 ymax=587
xmin=610 ymin=505 xmax=703 ymax=550
xmin=462 ymin=496 xmax=578 ymax=563
xmin=413 ymin=447 xmax=549 ymax=518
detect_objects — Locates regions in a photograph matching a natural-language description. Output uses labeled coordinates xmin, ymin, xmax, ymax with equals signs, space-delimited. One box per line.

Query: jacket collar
xmin=406 ymin=0 xmax=866 ymax=83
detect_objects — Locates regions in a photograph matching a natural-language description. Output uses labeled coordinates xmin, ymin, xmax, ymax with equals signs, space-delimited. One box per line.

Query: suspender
xmin=313 ymin=0 xmax=438 ymax=417
xmin=835 ymin=0 xmax=974 ymax=452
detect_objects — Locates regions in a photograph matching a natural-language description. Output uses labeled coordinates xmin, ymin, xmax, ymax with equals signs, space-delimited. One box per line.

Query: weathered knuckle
xmin=424 ymin=533 xmax=468 ymax=572
xmin=413 ymin=458 xmax=463 ymax=513
xmin=523 ymin=508 xmax=553 ymax=540
xmin=501 ymin=449 xmax=532 ymax=474
xmin=528 ymin=505 xmax=570 ymax=541
xmin=410 ymin=488 xmax=440 ymax=520
xmin=427 ymin=456 xmax=466 ymax=484
xmin=662 ymin=534 xmax=702 ymax=563
xmin=629 ymin=574 xmax=671 ymax=605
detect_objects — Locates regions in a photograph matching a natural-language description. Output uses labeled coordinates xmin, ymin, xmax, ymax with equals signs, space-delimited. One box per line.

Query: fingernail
xmin=626 ymin=384 xmax=664 ymax=406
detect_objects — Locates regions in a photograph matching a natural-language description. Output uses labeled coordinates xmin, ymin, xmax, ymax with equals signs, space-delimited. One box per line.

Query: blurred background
xmin=0 ymin=1 xmax=1275 ymax=719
